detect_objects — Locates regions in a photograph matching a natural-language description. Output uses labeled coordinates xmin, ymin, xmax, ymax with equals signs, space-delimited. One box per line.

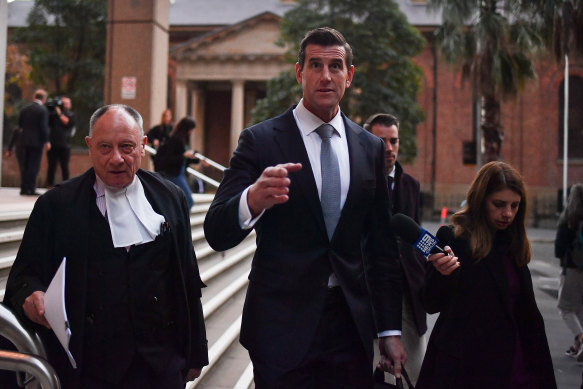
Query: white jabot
xmin=98 ymin=175 xmax=165 ymax=248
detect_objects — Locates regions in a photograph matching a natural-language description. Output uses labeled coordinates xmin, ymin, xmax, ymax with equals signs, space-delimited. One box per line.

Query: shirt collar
xmin=94 ymin=175 xmax=106 ymax=197
xmin=295 ymin=98 xmax=345 ymax=138
xmin=388 ymin=165 xmax=396 ymax=179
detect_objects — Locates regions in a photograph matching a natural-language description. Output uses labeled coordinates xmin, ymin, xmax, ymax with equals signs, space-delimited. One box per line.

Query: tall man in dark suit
xmin=365 ymin=113 xmax=427 ymax=384
xmin=4 ymin=105 xmax=208 ymax=388
xmin=204 ymin=28 xmax=405 ymax=388
xmin=19 ymin=89 xmax=50 ymax=195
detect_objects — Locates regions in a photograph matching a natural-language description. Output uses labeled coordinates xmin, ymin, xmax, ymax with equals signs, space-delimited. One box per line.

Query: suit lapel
xmin=272 ymin=110 xmax=327 ymax=237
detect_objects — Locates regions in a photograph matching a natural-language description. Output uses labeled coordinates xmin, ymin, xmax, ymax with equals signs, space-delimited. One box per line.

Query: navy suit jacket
xmin=392 ymin=161 xmax=427 ymax=335
xmin=204 ymin=106 xmax=402 ymax=369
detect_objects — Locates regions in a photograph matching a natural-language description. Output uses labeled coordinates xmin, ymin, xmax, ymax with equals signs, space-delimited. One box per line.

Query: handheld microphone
xmin=390 ymin=213 xmax=446 ymax=257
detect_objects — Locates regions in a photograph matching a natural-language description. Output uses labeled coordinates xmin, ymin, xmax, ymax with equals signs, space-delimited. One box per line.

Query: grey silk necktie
xmin=315 ymin=123 xmax=341 ymax=240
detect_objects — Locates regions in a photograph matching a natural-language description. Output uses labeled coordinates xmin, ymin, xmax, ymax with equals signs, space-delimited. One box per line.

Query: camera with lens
xmin=46 ymin=97 xmax=64 ymax=112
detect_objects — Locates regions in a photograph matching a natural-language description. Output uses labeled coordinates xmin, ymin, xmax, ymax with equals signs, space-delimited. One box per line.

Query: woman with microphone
xmin=416 ymin=161 xmax=556 ymax=389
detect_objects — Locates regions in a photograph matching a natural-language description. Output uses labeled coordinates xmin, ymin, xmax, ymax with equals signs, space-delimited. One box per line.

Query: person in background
xmin=154 ymin=116 xmax=205 ymax=211
xmin=204 ymin=27 xmax=405 ymax=388
xmin=5 ymin=126 xmax=24 ymax=180
xmin=46 ymin=96 xmax=76 ymax=187
xmin=19 ymin=89 xmax=50 ymax=196
xmin=554 ymin=183 xmax=583 ymax=361
xmin=147 ymin=109 xmax=173 ymax=149
xmin=365 ymin=113 xmax=426 ymax=384
xmin=417 ymin=161 xmax=556 ymax=389
xmin=4 ymin=104 xmax=208 ymax=389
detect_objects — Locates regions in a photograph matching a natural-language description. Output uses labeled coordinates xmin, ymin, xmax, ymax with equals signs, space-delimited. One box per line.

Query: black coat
xmin=204 ymin=106 xmax=402 ymax=369
xmin=147 ymin=124 xmax=172 ymax=146
xmin=19 ymin=101 xmax=49 ymax=148
xmin=417 ymin=226 xmax=556 ymax=389
xmin=48 ymin=110 xmax=76 ymax=148
xmin=554 ymin=216 xmax=581 ymax=268
xmin=392 ymin=161 xmax=427 ymax=335
xmin=154 ymin=136 xmax=199 ymax=177
xmin=4 ymin=169 xmax=208 ymax=386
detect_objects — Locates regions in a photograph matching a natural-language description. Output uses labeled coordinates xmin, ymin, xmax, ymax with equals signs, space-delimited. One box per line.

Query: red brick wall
xmin=401 ymin=45 xmax=583 ymax=207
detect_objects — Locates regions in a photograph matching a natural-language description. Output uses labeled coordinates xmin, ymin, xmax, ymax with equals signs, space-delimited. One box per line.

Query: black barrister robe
xmin=4 ymin=168 xmax=208 ymax=387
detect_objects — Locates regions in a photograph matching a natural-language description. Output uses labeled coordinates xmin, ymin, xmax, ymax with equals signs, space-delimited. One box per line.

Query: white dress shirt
xmin=238 ymin=99 xmax=349 ymax=228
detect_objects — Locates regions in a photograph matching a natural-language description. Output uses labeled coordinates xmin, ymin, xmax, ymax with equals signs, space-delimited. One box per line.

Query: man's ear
xmin=346 ymin=65 xmax=354 ymax=88
xmin=295 ymin=62 xmax=303 ymax=84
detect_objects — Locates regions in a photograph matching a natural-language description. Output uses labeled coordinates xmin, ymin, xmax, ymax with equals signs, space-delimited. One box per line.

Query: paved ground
xmin=422 ymin=221 xmax=582 ymax=389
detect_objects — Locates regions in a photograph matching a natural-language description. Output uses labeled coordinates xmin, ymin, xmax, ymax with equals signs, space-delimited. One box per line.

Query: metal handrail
xmin=0 ymin=304 xmax=61 ymax=388
xmin=193 ymin=152 xmax=225 ymax=172
xmin=144 ymin=145 xmax=223 ymax=188
xmin=0 ymin=350 xmax=60 ymax=389
xmin=0 ymin=305 xmax=47 ymax=360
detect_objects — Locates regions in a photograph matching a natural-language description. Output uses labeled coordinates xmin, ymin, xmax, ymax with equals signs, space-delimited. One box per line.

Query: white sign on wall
xmin=121 ymin=76 xmax=137 ymax=99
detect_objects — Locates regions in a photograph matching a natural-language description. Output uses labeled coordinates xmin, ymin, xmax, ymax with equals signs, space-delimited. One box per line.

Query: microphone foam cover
xmin=390 ymin=213 xmax=422 ymax=245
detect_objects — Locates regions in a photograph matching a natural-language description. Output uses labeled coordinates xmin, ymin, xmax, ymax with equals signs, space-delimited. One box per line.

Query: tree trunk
xmin=481 ymin=94 xmax=503 ymax=162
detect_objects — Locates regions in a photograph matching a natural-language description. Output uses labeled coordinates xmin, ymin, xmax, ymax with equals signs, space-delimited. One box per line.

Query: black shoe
xmin=20 ymin=190 xmax=40 ymax=196
xmin=566 ymin=345 xmax=578 ymax=358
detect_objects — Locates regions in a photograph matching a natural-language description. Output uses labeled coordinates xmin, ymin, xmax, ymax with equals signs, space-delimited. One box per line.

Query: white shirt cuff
xmin=378 ymin=330 xmax=402 ymax=338
xmin=238 ymin=187 xmax=265 ymax=229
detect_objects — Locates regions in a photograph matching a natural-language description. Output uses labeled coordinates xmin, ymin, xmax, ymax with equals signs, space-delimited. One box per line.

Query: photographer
xmin=46 ymin=96 xmax=76 ymax=187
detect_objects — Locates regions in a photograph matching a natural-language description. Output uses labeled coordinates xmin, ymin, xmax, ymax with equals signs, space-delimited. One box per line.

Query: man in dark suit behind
xmin=204 ymin=28 xmax=405 ymax=388
xmin=4 ymin=105 xmax=208 ymax=388
xmin=19 ymin=89 xmax=50 ymax=195
xmin=365 ymin=113 xmax=427 ymax=384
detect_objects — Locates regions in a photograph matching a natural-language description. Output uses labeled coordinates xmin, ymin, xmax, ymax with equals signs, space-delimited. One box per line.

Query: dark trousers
xmin=21 ymin=146 xmax=43 ymax=193
xmin=79 ymin=354 xmax=184 ymax=389
xmin=251 ymin=287 xmax=373 ymax=389
xmin=46 ymin=146 xmax=70 ymax=186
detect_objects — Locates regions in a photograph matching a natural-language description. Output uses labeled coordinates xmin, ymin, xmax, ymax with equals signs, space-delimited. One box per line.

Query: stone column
xmin=190 ymin=86 xmax=205 ymax=155
xmin=104 ymin=0 xmax=169 ymax=129
xmin=230 ymin=80 xmax=245 ymax=154
xmin=175 ymin=80 xmax=188 ymax=121
xmin=0 ymin=0 xmax=7 ymax=184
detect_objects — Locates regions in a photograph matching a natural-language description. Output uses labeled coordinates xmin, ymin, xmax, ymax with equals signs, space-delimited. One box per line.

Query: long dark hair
xmin=170 ymin=116 xmax=196 ymax=145
xmin=451 ymin=161 xmax=531 ymax=266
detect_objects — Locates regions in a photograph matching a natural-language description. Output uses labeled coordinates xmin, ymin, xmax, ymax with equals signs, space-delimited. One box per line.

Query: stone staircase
xmin=0 ymin=190 xmax=256 ymax=389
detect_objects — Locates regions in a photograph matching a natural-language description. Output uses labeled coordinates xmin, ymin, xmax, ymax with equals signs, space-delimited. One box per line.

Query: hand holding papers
xmin=44 ymin=257 xmax=77 ymax=368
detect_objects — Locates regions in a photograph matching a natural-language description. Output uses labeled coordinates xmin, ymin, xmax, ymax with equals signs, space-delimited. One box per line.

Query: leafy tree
xmin=427 ymin=0 xmax=545 ymax=163
xmin=4 ymin=44 xmax=33 ymax=136
xmin=11 ymin=0 xmax=107 ymax=146
xmin=251 ymin=0 xmax=426 ymax=162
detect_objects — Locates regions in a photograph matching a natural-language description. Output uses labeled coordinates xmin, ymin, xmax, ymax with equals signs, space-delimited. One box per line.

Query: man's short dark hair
xmin=363 ymin=113 xmax=400 ymax=132
xmin=298 ymin=27 xmax=353 ymax=71
xmin=34 ymin=89 xmax=47 ymax=101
